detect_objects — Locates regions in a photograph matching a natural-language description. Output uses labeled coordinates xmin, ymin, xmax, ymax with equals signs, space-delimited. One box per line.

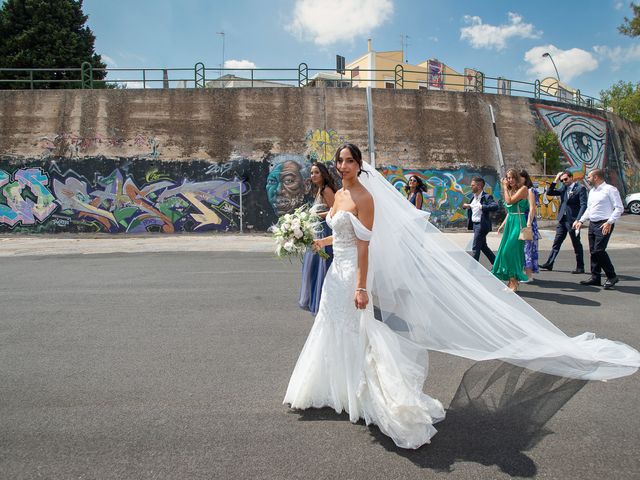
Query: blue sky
xmin=83 ymin=0 xmax=639 ymax=97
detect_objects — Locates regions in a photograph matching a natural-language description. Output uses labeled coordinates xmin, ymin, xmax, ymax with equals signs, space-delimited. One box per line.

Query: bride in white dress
xmin=284 ymin=143 xmax=444 ymax=448
xmin=284 ymin=143 xmax=640 ymax=450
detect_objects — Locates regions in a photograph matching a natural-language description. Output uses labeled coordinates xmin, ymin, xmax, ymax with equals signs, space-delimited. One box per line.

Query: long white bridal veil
xmin=359 ymin=162 xmax=639 ymax=381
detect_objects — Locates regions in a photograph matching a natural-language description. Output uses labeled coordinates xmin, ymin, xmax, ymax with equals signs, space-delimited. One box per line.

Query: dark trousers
xmin=545 ymin=217 xmax=584 ymax=268
xmin=588 ymin=220 xmax=616 ymax=280
xmin=472 ymin=222 xmax=495 ymax=264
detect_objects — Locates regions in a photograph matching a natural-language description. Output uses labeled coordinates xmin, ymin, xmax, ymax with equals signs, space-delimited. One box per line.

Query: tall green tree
xmin=619 ymin=2 xmax=640 ymax=37
xmin=0 ymin=0 xmax=106 ymax=88
xmin=600 ymin=80 xmax=640 ymax=123
xmin=532 ymin=129 xmax=563 ymax=174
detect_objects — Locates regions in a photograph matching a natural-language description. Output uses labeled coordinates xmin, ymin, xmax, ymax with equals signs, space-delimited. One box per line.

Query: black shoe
xmin=540 ymin=263 xmax=553 ymax=271
xmin=580 ymin=278 xmax=602 ymax=286
xmin=603 ymin=276 xmax=619 ymax=290
xmin=571 ymin=268 xmax=585 ymax=274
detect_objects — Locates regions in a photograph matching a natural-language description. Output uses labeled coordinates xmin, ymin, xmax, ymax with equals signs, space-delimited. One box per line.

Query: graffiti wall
xmin=305 ymin=129 xmax=347 ymax=163
xmin=381 ymin=165 xmax=501 ymax=227
xmin=0 ymin=157 xmax=281 ymax=233
xmin=0 ymin=126 xmax=352 ymax=233
xmin=535 ymin=105 xmax=608 ymax=177
xmin=531 ymin=176 xmax=561 ymax=220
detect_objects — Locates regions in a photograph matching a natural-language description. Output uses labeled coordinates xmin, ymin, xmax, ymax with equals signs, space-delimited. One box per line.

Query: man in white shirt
xmin=463 ymin=177 xmax=499 ymax=265
xmin=573 ymin=169 xmax=624 ymax=289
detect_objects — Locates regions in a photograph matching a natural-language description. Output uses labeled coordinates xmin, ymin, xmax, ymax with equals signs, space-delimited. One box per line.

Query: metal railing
xmin=0 ymin=62 xmax=605 ymax=110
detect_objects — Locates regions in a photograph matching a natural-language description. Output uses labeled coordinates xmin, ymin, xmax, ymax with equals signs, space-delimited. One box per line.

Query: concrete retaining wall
xmin=1 ymin=88 xmax=639 ymax=233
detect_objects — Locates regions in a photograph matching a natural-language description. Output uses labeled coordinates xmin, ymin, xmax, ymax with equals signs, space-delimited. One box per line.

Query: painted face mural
xmin=266 ymin=156 xmax=307 ymax=216
xmin=535 ymin=105 xmax=608 ymax=175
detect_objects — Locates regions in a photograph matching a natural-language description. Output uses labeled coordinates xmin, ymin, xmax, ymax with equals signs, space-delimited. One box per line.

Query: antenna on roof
xmin=401 ymin=34 xmax=410 ymax=63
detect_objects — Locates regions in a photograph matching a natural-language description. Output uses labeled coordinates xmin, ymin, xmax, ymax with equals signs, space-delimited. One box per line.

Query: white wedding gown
xmin=284 ymin=210 xmax=446 ymax=449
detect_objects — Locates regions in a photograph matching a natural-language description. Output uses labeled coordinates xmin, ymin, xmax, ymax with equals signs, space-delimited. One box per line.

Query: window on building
xmin=384 ymin=76 xmax=394 ymax=89
xmin=352 ymin=66 xmax=360 ymax=78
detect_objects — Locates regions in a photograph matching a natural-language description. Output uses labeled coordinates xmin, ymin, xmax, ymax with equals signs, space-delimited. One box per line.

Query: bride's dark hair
xmin=334 ymin=143 xmax=365 ymax=176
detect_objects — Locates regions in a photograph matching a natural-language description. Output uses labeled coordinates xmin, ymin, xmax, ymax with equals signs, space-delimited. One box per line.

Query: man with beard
xmin=267 ymin=159 xmax=306 ymax=217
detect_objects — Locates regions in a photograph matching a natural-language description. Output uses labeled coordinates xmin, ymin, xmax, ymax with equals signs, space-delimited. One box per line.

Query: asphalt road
xmin=1 ymin=248 xmax=639 ymax=480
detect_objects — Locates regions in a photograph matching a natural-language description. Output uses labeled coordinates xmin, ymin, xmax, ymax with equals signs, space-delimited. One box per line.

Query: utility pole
xmin=216 ymin=31 xmax=225 ymax=78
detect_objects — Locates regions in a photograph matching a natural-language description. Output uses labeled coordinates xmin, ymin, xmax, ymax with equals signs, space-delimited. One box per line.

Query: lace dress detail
xmin=284 ymin=210 xmax=445 ymax=449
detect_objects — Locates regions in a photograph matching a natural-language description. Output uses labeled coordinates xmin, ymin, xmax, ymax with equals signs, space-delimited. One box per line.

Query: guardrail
xmin=0 ymin=61 xmax=605 ymax=110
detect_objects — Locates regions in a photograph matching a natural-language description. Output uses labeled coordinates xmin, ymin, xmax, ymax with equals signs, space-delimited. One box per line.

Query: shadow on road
xmin=370 ymin=361 xmax=587 ymax=478
xmin=518 ymin=289 xmax=601 ymax=306
xmin=531 ymin=277 xmax=640 ymax=296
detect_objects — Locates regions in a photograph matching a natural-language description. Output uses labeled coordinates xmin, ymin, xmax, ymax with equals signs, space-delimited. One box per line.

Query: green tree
xmin=0 ymin=0 xmax=107 ymax=88
xmin=600 ymin=80 xmax=640 ymax=123
xmin=532 ymin=129 xmax=563 ymax=174
xmin=619 ymin=2 xmax=640 ymax=37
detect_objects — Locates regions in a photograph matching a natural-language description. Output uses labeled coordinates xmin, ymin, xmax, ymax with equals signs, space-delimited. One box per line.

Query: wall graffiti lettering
xmin=0 ymin=158 xmax=268 ymax=233
xmin=52 ymin=169 xmax=247 ymax=233
xmin=38 ymin=133 xmax=161 ymax=160
xmin=0 ymin=168 xmax=57 ymax=226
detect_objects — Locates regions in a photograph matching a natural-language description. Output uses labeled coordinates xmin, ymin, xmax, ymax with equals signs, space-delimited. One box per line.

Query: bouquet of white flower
xmin=270 ymin=206 xmax=329 ymax=260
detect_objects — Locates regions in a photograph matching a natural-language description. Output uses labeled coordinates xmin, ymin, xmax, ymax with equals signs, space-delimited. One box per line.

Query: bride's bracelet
xmin=356 ymin=288 xmax=367 ymax=293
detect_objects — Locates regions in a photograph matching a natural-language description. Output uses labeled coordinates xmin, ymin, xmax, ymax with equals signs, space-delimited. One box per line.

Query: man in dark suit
xmin=540 ymin=170 xmax=588 ymax=273
xmin=463 ymin=176 xmax=499 ymax=264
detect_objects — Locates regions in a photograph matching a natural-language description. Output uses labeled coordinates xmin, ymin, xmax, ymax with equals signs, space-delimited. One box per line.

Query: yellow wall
xmin=372 ymin=51 xmax=404 ymax=89
xmin=345 ymin=50 xmax=464 ymax=91
xmin=443 ymin=65 xmax=465 ymax=91
xmin=345 ymin=54 xmax=371 ymax=88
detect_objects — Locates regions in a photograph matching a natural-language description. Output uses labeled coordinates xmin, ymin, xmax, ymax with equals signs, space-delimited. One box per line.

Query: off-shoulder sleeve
xmin=349 ymin=213 xmax=372 ymax=241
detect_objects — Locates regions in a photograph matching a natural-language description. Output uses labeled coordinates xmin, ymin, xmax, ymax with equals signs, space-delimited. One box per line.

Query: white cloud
xmin=287 ymin=0 xmax=393 ymax=46
xmin=614 ymin=1 xmax=624 ymax=10
xmin=224 ymin=59 xmax=257 ymax=69
xmin=123 ymin=81 xmax=145 ymax=89
xmin=119 ymin=51 xmax=148 ymax=64
xmin=102 ymin=54 xmax=117 ymax=68
xmin=460 ymin=12 xmax=540 ymax=51
xmin=593 ymin=44 xmax=640 ymax=70
xmin=524 ymin=45 xmax=598 ymax=82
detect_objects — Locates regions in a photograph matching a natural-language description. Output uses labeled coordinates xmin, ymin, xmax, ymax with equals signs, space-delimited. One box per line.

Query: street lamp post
xmin=542 ymin=52 xmax=560 ymax=98
xmin=216 ymin=31 xmax=225 ymax=79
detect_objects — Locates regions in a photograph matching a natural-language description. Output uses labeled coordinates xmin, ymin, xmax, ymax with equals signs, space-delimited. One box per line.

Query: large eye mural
xmin=535 ymin=105 xmax=608 ymax=174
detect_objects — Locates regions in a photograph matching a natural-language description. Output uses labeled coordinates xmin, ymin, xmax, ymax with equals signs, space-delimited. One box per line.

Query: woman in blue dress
xmin=520 ymin=170 xmax=540 ymax=283
xmin=298 ymin=162 xmax=337 ymax=315
xmin=404 ymin=175 xmax=426 ymax=209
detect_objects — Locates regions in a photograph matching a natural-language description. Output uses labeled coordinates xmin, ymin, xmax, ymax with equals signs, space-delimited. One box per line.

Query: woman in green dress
xmin=492 ymin=168 xmax=529 ymax=292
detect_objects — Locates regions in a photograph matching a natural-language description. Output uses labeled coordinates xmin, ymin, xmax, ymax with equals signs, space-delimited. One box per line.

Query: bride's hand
xmin=354 ymin=290 xmax=369 ymax=309
xmin=312 ymin=239 xmax=323 ymax=251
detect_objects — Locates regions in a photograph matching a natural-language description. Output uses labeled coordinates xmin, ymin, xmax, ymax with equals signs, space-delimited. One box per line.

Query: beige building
xmin=343 ymin=39 xmax=465 ymax=91
xmin=206 ymin=74 xmax=293 ymax=88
